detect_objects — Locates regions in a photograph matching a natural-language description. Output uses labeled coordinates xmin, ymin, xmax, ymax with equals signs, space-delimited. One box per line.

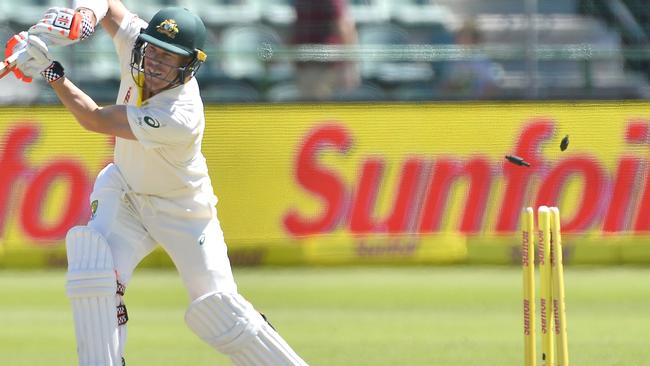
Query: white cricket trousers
xmin=87 ymin=163 xmax=238 ymax=298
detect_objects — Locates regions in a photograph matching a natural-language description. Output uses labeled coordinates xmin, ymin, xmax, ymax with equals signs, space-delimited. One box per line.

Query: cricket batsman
xmin=5 ymin=1 xmax=308 ymax=365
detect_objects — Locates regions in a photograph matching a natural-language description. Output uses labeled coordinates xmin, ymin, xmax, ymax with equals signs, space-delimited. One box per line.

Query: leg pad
xmin=185 ymin=292 xmax=308 ymax=366
xmin=65 ymin=226 xmax=121 ymax=366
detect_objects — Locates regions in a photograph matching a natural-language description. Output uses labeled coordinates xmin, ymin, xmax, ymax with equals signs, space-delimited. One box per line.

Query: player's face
xmin=142 ymin=44 xmax=190 ymax=90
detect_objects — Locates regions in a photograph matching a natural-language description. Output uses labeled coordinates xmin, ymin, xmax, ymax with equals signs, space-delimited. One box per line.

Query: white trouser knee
xmin=185 ymin=292 xmax=308 ymax=366
xmin=66 ymin=226 xmax=123 ymax=366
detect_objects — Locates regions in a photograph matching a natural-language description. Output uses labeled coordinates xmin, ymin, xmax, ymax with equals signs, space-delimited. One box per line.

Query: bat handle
xmin=0 ymin=50 xmax=24 ymax=79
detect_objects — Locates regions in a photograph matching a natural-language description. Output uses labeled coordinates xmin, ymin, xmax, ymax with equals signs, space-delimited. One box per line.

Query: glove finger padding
xmin=29 ymin=7 xmax=95 ymax=47
xmin=26 ymin=36 xmax=52 ymax=61
xmin=5 ymin=32 xmax=32 ymax=83
xmin=19 ymin=36 xmax=54 ymax=78
xmin=37 ymin=7 xmax=72 ymax=23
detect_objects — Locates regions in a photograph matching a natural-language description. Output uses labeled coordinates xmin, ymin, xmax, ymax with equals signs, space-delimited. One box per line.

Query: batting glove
xmin=29 ymin=7 xmax=94 ymax=47
xmin=16 ymin=35 xmax=63 ymax=83
xmin=5 ymin=32 xmax=32 ymax=83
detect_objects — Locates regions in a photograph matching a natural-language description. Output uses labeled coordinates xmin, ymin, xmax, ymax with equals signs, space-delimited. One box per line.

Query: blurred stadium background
xmin=3 ymin=1 xmax=650 ymax=365
xmin=2 ymin=0 xmax=650 ymax=103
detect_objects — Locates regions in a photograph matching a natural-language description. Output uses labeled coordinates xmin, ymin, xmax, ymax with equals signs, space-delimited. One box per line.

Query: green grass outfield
xmin=2 ymin=266 xmax=650 ymax=365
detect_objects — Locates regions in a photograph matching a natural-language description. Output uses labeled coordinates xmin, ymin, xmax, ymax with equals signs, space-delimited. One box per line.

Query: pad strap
xmin=117 ymin=304 xmax=129 ymax=326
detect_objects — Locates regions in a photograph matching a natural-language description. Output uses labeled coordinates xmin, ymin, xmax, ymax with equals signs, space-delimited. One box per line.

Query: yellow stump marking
xmin=522 ymin=207 xmax=536 ymax=366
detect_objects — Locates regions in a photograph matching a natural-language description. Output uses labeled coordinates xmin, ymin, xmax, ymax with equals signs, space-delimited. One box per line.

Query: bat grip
xmin=0 ymin=49 xmax=25 ymax=79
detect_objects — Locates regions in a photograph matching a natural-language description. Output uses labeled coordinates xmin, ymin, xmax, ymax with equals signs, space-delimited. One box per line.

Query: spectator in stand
xmin=292 ymin=0 xmax=360 ymax=101
xmin=437 ymin=20 xmax=502 ymax=99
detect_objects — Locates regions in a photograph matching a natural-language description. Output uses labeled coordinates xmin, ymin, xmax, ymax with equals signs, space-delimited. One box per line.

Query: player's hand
xmin=5 ymin=32 xmax=32 ymax=83
xmin=28 ymin=7 xmax=95 ymax=47
xmin=15 ymin=35 xmax=55 ymax=79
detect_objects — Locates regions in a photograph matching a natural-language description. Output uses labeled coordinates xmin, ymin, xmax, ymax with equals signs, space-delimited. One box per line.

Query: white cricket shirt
xmin=110 ymin=12 xmax=215 ymax=204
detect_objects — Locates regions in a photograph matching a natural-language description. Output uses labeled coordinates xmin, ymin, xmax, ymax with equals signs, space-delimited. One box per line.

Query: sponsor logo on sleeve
xmin=137 ymin=115 xmax=162 ymax=129
xmin=144 ymin=116 xmax=160 ymax=128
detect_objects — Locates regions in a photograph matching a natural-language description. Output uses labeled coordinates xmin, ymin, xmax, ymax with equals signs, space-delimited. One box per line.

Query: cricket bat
xmin=0 ymin=50 xmax=23 ymax=79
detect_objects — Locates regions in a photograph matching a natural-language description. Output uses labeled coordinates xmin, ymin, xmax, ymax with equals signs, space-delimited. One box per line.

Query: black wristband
xmin=41 ymin=61 xmax=65 ymax=83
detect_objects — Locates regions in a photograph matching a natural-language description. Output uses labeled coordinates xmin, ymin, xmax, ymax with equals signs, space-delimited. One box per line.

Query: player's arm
xmin=50 ymin=76 xmax=135 ymax=140
xmin=16 ymin=35 xmax=139 ymax=140
xmin=20 ymin=34 xmax=135 ymax=140
xmin=98 ymin=0 xmax=131 ymax=39
xmin=72 ymin=0 xmax=130 ymax=39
